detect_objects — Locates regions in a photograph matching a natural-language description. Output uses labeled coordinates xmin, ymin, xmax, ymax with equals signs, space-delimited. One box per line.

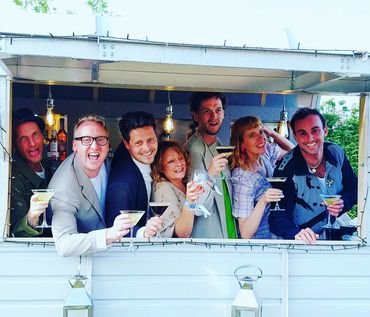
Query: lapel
xmin=72 ymin=154 xmax=105 ymax=224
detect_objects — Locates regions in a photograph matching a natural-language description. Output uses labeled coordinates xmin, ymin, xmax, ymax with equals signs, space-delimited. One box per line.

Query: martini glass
xmin=320 ymin=194 xmax=341 ymax=229
xmin=216 ymin=145 xmax=235 ymax=155
xmin=148 ymin=202 xmax=170 ymax=238
xmin=216 ymin=146 xmax=235 ymax=181
xmin=120 ymin=210 xmax=145 ymax=251
xmin=266 ymin=177 xmax=287 ymax=211
xmin=31 ymin=189 xmax=55 ymax=228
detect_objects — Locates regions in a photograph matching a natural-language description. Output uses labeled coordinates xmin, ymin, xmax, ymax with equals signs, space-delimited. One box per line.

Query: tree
xmin=320 ymin=98 xmax=359 ymax=218
xmin=13 ymin=0 xmax=51 ymax=13
xmin=12 ymin=0 xmax=109 ymax=14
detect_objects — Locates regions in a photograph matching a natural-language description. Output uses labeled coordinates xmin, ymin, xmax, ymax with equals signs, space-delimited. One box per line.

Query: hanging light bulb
xmin=163 ymin=90 xmax=175 ymax=134
xmin=277 ymin=96 xmax=289 ymax=138
xmin=46 ymin=86 xmax=56 ymax=127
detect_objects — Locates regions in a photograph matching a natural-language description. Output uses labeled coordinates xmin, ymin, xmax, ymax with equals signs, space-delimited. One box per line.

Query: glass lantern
xmin=63 ymin=273 xmax=93 ymax=317
xmin=231 ymin=265 xmax=263 ymax=317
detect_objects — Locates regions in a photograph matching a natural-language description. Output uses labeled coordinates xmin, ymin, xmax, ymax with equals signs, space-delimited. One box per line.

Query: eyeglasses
xmin=74 ymin=136 xmax=109 ymax=146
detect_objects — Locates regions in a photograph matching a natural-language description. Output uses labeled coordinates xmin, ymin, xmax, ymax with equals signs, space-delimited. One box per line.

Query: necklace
xmin=307 ymin=159 xmax=322 ymax=174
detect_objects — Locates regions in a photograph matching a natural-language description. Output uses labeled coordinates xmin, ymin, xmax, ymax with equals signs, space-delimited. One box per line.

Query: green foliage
xmin=13 ymin=0 xmax=109 ymax=14
xmin=13 ymin=0 xmax=50 ymax=13
xmin=87 ymin=0 xmax=109 ymax=14
xmin=320 ymin=98 xmax=359 ymax=218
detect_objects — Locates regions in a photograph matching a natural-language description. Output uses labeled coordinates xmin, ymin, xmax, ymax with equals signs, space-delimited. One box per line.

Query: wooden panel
xmin=290 ymin=300 xmax=370 ymax=317
xmin=93 ymin=299 xmax=282 ymax=317
xmin=92 ymin=276 xmax=281 ymax=299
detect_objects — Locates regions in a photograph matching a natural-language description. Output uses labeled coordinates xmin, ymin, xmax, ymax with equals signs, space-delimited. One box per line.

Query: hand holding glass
xmin=148 ymin=202 xmax=170 ymax=238
xmin=266 ymin=177 xmax=287 ymax=211
xmin=119 ymin=210 xmax=145 ymax=251
xmin=31 ymin=189 xmax=55 ymax=228
xmin=320 ymin=194 xmax=341 ymax=229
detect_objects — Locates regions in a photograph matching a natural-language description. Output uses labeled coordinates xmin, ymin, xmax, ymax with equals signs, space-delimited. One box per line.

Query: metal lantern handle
xmin=234 ymin=265 xmax=263 ymax=288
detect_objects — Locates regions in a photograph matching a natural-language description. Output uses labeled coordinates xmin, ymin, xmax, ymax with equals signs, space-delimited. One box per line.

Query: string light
xmin=46 ymin=86 xmax=56 ymax=126
xmin=163 ymin=90 xmax=174 ymax=135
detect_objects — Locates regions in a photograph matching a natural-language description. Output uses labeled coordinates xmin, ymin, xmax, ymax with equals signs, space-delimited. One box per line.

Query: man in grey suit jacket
xmin=49 ymin=115 xmax=132 ymax=256
xmin=184 ymin=92 xmax=236 ymax=239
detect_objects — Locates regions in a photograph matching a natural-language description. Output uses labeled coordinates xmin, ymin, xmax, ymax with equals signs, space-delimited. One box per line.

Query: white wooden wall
xmin=1 ymin=241 xmax=369 ymax=317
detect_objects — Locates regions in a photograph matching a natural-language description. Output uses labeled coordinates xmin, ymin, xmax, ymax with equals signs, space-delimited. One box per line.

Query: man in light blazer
xmin=49 ymin=115 xmax=132 ymax=256
xmin=184 ymin=92 xmax=236 ymax=239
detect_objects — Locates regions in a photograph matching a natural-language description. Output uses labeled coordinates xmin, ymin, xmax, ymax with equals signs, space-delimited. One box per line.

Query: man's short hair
xmin=73 ymin=114 xmax=108 ymax=138
xmin=290 ymin=107 xmax=326 ymax=134
xmin=189 ymin=92 xmax=227 ymax=113
xmin=119 ymin=111 xmax=156 ymax=142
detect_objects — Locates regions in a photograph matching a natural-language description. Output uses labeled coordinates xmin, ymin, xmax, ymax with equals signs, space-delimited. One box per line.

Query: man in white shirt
xmin=49 ymin=115 xmax=132 ymax=256
xmin=105 ymin=111 xmax=162 ymax=238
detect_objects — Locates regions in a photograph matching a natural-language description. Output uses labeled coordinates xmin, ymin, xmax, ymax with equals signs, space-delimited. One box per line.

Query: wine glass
xmin=120 ymin=210 xmax=145 ymax=251
xmin=193 ymin=169 xmax=208 ymax=188
xmin=266 ymin=177 xmax=287 ymax=211
xmin=148 ymin=202 xmax=170 ymax=238
xmin=31 ymin=189 xmax=55 ymax=228
xmin=320 ymin=194 xmax=341 ymax=229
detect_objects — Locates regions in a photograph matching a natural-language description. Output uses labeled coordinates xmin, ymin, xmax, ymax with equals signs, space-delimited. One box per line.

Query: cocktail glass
xmin=31 ymin=189 xmax=55 ymax=228
xmin=320 ymin=194 xmax=341 ymax=229
xmin=215 ymin=146 xmax=235 ymax=181
xmin=148 ymin=202 xmax=170 ymax=238
xmin=120 ymin=210 xmax=145 ymax=251
xmin=266 ymin=177 xmax=287 ymax=211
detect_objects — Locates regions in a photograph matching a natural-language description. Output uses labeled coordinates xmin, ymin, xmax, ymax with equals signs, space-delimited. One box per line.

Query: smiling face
xmin=293 ymin=114 xmax=328 ymax=160
xmin=192 ymin=97 xmax=224 ymax=144
xmin=15 ymin=121 xmax=44 ymax=171
xmin=72 ymin=121 xmax=109 ymax=178
xmin=124 ymin=126 xmax=158 ymax=165
xmin=242 ymin=125 xmax=267 ymax=157
xmin=161 ymin=147 xmax=187 ymax=183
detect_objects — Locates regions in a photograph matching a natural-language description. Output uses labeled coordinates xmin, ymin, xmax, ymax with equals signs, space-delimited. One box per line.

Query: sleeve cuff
xmin=95 ymin=229 xmax=108 ymax=250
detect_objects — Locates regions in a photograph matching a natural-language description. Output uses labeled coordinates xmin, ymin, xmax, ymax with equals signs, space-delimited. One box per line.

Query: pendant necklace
xmin=307 ymin=159 xmax=322 ymax=174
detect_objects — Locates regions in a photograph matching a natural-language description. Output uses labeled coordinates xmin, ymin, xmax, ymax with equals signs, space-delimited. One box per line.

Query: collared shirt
xmin=132 ymin=157 xmax=152 ymax=202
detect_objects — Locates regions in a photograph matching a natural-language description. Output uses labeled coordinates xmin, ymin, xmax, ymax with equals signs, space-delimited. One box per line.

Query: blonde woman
xmin=151 ymin=140 xmax=204 ymax=238
xmin=230 ymin=116 xmax=294 ymax=239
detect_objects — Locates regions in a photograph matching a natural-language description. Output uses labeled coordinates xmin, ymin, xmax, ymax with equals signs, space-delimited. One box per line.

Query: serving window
xmin=2 ymin=83 xmax=366 ymax=247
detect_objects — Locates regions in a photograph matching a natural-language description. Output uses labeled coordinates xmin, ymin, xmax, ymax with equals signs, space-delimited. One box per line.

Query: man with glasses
xmin=105 ymin=111 xmax=162 ymax=238
xmin=10 ymin=108 xmax=51 ymax=237
xmin=49 ymin=115 xmax=132 ymax=256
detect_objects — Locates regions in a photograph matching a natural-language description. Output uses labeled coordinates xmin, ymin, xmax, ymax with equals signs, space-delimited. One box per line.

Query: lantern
xmin=231 ymin=265 xmax=263 ymax=317
xmin=63 ymin=273 xmax=93 ymax=317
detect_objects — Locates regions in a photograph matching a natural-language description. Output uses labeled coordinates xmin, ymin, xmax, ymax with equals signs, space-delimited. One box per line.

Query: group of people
xmin=10 ymin=91 xmax=358 ymax=256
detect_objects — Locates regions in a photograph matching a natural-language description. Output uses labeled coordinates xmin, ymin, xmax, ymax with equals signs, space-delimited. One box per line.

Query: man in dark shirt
xmin=269 ymin=108 xmax=357 ymax=243
xmin=10 ymin=108 xmax=51 ymax=237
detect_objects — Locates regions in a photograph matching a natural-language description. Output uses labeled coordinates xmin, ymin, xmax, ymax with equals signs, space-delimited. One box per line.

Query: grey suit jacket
xmin=184 ymin=132 xmax=232 ymax=238
xmin=49 ymin=153 xmax=111 ymax=256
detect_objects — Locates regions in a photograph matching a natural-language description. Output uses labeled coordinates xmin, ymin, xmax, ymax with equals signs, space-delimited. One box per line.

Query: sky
xmin=3 ymin=0 xmax=370 ymax=50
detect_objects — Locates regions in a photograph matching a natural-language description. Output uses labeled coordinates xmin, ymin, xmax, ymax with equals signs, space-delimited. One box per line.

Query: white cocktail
xmin=31 ymin=189 xmax=55 ymax=228
xmin=120 ymin=210 xmax=145 ymax=251
xmin=320 ymin=194 xmax=341 ymax=229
